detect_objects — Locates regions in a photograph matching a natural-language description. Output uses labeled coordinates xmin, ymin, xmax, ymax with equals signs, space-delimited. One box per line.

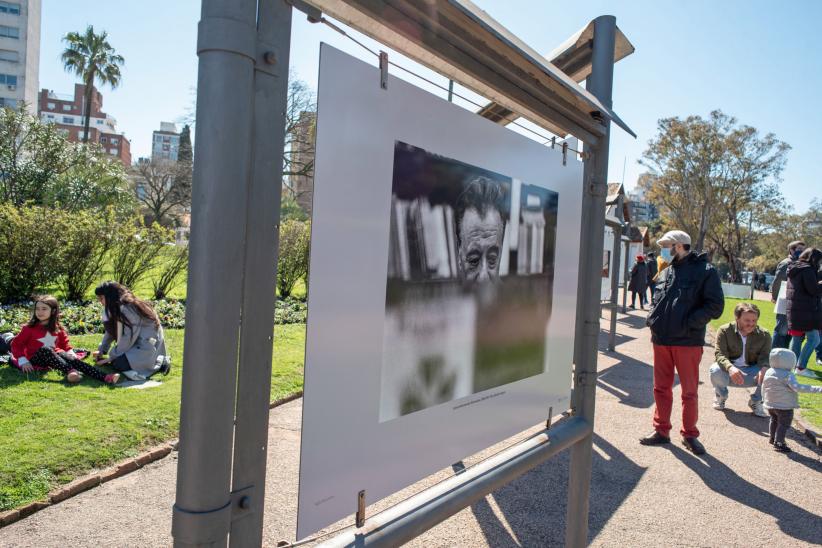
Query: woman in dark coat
xmin=786 ymin=247 xmax=822 ymax=375
xmin=628 ymin=255 xmax=649 ymax=309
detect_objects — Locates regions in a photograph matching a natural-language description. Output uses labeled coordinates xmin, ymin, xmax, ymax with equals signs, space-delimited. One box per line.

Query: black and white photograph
xmin=380 ymin=141 xmax=560 ymax=421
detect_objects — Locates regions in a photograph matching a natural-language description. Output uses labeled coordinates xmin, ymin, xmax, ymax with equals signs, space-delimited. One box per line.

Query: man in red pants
xmin=641 ymin=230 xmax=724 ymax=455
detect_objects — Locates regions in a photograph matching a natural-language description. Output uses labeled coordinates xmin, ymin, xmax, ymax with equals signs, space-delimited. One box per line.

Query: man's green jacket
xmin=714 ymin=322 xmax=772 ymax=372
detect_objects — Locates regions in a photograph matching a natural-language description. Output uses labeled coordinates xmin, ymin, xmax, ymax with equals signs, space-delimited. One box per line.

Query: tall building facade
xmin=38 ymin=83 xmax=132 ymax=166
xmin=287 ymin=110 xmax=316 ymax=215
xmin=151 ymin=121 xmax=180 ymax=162
xmin=0 ymin=0 xmax=40 ymax=112
xmin=627 ymin=189 xmax=659 ymax=224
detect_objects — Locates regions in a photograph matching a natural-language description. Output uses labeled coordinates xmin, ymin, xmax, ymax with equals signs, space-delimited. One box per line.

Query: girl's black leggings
xmin=29 ymin=347 xmax=108 ymax=382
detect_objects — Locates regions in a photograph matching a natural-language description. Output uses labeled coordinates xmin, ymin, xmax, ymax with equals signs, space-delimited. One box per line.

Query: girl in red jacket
xmin=11 ymin=295 xmax=119 ymax=385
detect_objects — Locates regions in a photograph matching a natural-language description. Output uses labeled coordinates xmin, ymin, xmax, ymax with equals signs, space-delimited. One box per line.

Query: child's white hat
xmin=769 ymin=348 xmax=796 ymax=370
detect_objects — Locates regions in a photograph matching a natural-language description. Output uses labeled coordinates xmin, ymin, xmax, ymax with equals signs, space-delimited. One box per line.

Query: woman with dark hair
xmin=628 ymin=255 xmax=649 ymax=310
xmin=92 ymin=281 xmax=170 ymax=380
xmin=786 ymin=248 xmax=822 ymax=377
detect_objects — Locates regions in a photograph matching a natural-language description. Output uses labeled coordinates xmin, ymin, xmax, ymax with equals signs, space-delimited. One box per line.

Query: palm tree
xmin=61 ymin=26 xmax=124 ymax=143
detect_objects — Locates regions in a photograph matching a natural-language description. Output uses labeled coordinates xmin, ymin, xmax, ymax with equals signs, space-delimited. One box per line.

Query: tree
xmin=0 ymin=106 xmax=133 ymax=213
xmin=61 ymin=25 xmax=124 ymax=143
xmin=277 ymin=220 xmax=310 ymax=298
xmin=640 ymin=110 xmax=790 ymax=281
xmin=131 ymin=158 xmax=192 ymax=226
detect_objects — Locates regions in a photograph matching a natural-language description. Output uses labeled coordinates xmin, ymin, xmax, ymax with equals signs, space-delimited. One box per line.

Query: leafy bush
xmin=153 ymin=245 xmax=188 ymax=299
xmin=110 ymin=220 xmax=173 ymax=289
xmin=0 ymin=297 xmax=306 ymax=336
xmin=277 ymin=220 xmax=310 ymax=298
xmin=0 ymin=204 xmax=68 ymax=302
xmin=60 ymin=208 xmax=118 ymax=301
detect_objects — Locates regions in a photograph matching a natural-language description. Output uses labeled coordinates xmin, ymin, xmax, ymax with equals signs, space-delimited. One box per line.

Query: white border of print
xmin=297 ymin=44 xmax=583 ymax=540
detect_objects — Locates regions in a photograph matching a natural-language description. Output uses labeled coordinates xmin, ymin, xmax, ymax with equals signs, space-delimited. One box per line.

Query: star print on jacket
xmin=11 ymin=323 xmax=72 ymax=362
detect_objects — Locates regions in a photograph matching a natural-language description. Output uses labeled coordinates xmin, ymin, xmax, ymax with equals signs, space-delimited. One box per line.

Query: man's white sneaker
xmin=796 ymin=368 xmax=817 ymax=379
xmin=712 ymin=397 xmax=726 ymax=410
xmin=748 ymin=399 xmax=768 ymax=418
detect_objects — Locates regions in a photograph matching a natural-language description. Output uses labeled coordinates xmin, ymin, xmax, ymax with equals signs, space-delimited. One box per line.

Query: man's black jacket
xmin=646 ymin=252 xmax=724 ymax=346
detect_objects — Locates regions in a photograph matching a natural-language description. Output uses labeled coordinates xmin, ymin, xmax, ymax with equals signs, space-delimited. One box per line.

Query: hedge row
xmin=0 ymin=297 xmax=307 ymax=335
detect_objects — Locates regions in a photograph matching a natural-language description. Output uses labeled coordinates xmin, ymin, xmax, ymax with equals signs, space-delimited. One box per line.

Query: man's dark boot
xmin=682 ymin=437 xmax=706 ymax=455
xmin=639 ymin=431 xmax=670 ymax=445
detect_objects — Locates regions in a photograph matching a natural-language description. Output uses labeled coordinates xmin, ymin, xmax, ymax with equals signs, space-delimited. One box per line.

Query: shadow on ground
xmin=466 ymin=433 xmax=646 ymax=546
xmin=670 ymin=445 xmax=822 ymax=544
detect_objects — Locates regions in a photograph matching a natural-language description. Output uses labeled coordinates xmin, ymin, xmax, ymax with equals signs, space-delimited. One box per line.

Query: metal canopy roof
xmin=478 ymin=20 xmax=636 ymax=135
xmin=302 ymin=0 xmax=634 ymax=144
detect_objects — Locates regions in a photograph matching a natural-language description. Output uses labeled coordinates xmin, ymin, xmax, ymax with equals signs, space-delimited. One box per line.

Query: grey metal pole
xmin=319 ymin=418 xmax=592 ymax=548
xmin=566 ymin=15 xmax=616 ymax=548
xmin=172 ymin=1 xmax=258 ymax=546
xmin=229 ymin=0 xmax=293 ymax=545
xmin=607 ymin=197 xmax=622 ymax=351
xmin=621 ymin=239 xmax=630 ymax=313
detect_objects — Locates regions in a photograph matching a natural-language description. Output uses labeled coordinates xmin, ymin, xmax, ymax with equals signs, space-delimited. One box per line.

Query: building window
xmin=0 ymin=26 xmax=20 ymax=39
xmin=46 ymin=101 xmax=55 ymax=110
xmin=62 ymin=104 xmax=71 ymax=111
xmin=0 ymin=73 xmax=17 ymax=86
xmin=109 ymin=148 xmax=117 ymax=155
xmin=0 ymin=97 xmax=16 ymax=108
xmin=111 ymin=138 xmax=119 ymax=145
xmin=96 ymin=119 xmax=103 ymax=124
xmin=0 ymin=49 xmax=18 ymax=62
xmin=62 ymin=116 xmax=74 ymax=124
xmin=46 ymin=114 xmax=53 ymax=119
xmin=101 ymin=136 xmax=107 ymax=143
xmin=0 ymin=2 xmax=21 ymax=15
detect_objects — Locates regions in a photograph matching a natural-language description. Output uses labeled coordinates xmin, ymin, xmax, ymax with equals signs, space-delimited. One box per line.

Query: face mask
xmin=659 ymin=247 xmax=673 ymax=262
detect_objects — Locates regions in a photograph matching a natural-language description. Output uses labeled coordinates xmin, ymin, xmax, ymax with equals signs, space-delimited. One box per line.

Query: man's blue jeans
xmin=772 ymin=313 xmax=790 ymax=349
xmin=791 ymin=329 xmax=821 ymax=370
xmin=709 ymin=363 xmax=762 ymax=401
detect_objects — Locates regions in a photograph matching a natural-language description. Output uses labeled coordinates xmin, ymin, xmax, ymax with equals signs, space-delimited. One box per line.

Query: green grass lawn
xmin=0 ymin=323 xmax=306 ymax=511
xmin=710 ymin=297 xmax=822 ymax=431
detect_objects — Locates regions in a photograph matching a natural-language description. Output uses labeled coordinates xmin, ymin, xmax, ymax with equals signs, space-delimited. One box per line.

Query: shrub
xmin=277 ymin=220 xmax=310 ymax=299
xmin=153 ymin=245 xmax=188 ymax=300
xmin=60 ymin=209 xmax=118 ymax=301
xmin=0 ymin=204 xmax=68 ymax=302
xmin=0 ymin=297 xmax=306 ymax=336
xmin=110 ymin=220 xmax=173 ymax=289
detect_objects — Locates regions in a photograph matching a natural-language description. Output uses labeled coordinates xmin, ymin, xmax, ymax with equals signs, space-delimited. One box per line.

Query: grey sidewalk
xmin=1 ymin=308 xmax=820 ymax=547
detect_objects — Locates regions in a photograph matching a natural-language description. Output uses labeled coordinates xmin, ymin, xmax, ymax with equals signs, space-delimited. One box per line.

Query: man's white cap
xmin=657 ymin=230 xmax=691 ymax=247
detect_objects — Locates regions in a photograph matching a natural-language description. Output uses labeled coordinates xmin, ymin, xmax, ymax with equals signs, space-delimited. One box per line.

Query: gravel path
xmin=1 ymin=307 xmax=820 ymax=547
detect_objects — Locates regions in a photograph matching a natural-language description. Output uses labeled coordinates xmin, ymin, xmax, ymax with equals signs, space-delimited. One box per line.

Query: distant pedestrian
xmin=771 ymin=240 xmax=805 ymax=348
xmin=785 ymin=248 xmax=822 ymax=377
xmin=641 ymin=230 xmax=724 ymax=455
xmin=763 ymin=348 xmax=822 ymax=453
xmin=646 ymin=251 xmax=658 ymax=303
xmin=628 ymin=255 xmax=648 ymax=309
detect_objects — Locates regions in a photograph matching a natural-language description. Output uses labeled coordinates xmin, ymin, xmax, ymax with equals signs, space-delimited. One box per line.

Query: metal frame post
xmin=229 ymin=1 xmax=293 ymax=546
xmin=607 ymin=194 xmax=623 ymax=351
xmin=621 ymin=238 xmax=630 ymax=313
xmin=172 ymin=0 xmax=260 ymax=546
xmin=566 ymin=15 xmax=616 ymax=548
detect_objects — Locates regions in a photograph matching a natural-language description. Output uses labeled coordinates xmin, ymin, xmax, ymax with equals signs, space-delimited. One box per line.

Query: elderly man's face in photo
xmin=458 ymin=207 xmax=504 ymax=283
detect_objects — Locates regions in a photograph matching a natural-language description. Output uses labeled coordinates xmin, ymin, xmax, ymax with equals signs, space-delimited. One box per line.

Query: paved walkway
xmin=1 ymin=308 xmax=820 ymax=547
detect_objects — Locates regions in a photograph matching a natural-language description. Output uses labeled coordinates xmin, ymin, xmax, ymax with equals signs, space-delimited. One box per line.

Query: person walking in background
xmin=763 ymin=348 xmax=822 ymax=452
xmin=772 ymin=240 xmax=805 ymax=348
xmin=641 ymin=230 xmax=724 ymax=455
xmin=786 ymin=248 xmax=822 ymax=377
xmin=628 ymin=255 xmax=649 ymax=309
xmin=646 ymin=251 xmax=658 ymax=303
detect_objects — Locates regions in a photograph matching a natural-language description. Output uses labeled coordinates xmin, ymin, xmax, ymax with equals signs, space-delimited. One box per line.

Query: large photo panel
xmin=297 ymin=44 xmax=583 ymax=540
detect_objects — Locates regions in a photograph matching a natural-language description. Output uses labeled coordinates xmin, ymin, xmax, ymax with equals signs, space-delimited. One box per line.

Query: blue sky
xmin=40 ymin=1 xmax=821 ymax=213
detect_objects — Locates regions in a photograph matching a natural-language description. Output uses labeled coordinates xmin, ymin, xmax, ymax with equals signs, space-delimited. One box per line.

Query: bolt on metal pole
xmin=172 ymin=1 xmax=258 ymax=546
xmin=229 ymin=0 xmax=293 ymax=545
xmin=566 ymin=15 xmax=616 ymax=548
